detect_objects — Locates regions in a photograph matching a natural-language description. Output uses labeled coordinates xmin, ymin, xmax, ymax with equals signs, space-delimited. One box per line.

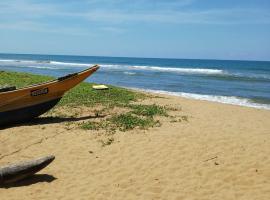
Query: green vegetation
xmin=0 ymin=71 xmax=143 ymax=107
xmin=0 ymin=70 xmax=183 ymax=133
xmin=78 ymin=112 xmax=162 ymax=132
xmin=109 ymin=113 xmax=159 ymax=131
xmin=128 ymin=104 xmax=168 ymax=117
xmin=58 ymin=82 xmax=144 ymax=107
xmin=0 ymin=71 xmax=52 ymax=88
xmin=80 ymin=121 xmax=100 ymax=130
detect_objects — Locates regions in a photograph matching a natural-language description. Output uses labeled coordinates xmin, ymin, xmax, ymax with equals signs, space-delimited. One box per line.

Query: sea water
xmin=0 ymin=53 xmax=270 ymax=110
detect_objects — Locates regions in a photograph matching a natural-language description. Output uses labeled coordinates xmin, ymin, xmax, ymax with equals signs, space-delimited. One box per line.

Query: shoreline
xmin=1 ymin=55 xmax=270 ymax=112
xmin=129 ymin=87 xmax=270 ymax=111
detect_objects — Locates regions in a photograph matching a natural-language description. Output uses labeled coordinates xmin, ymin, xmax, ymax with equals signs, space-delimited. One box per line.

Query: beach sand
xmin=1 ymin=93 xmax=270 ymax=200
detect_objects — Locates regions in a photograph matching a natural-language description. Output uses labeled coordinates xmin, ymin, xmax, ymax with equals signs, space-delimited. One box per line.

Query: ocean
xmin=0 ymin=53 xmax=270 ymax=110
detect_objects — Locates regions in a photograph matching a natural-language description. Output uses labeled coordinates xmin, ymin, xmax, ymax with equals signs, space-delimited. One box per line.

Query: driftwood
xmin=0 ymin=155 xmax=55 ymax=184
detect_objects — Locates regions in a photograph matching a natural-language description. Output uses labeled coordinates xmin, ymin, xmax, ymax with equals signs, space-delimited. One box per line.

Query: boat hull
xmin=0 ymin=98 xmax=61 ymax=126
xmin=0 ymin=65 xmax=99 ymax=126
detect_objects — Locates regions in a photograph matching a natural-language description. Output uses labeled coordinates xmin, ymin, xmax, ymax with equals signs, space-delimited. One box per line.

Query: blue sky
xmin=0 ymin=0 xmax=270 ymax=61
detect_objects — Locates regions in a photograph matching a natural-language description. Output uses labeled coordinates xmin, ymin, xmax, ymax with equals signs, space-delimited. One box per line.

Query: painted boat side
xmin=0 ymin=65 xmax=99 ymax=112
xmin=0 ymin=65 xmax=99 ymax=125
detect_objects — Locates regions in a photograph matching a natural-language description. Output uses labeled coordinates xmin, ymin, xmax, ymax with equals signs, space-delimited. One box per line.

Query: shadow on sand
xmin=0 ymin=114 xmax=106 ymax=130
xmin=0 ymin=174 xmax=57 ymax=188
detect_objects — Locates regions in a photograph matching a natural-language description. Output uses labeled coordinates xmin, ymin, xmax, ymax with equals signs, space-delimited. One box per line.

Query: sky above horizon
xmin=0 ymin=0 xmax=270 ymax=61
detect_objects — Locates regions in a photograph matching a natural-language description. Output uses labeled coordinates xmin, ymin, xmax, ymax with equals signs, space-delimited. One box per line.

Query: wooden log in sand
xmin=0 ymin=155 xmax=55 ymax=184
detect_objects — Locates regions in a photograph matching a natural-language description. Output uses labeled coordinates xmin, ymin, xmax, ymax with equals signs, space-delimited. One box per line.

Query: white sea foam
xmin=50 ymin=61 xmax=90 ymax=67
xmin=134 ymin=66 xmax=224 ymax=74
xmin=0 ymin=59 xmax=225 ymax=75
xmin=123 ymin=72 xmax=137 ymax=75
xmin=0 ymin=59 xmax=38 ymax=64
xmin=131 ymin=88 xmax=270 ymax=110
xmin=101 ymin=64 xmax=225 ymax=75
xmin=0 ymin=59 xmax=91 ymax=67
xmin=1 ymin=59 xmax=269 ymax=80
xmin=25 ymin=66 xmax=60 ymax=70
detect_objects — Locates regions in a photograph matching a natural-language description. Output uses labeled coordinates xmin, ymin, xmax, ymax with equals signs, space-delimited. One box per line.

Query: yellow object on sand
xmin=92 ymin=85 xmax=109 ymax=90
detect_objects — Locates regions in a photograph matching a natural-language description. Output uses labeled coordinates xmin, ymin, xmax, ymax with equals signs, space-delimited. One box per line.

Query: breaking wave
xmin=1 ymin=57 xmax=269 ymax=110
xmin=123 ymin=72 xmax=137 ymax=75
xmin=101 ymin=64 xmax=225 ymax=75
xmin=132 ymin=88 xmax=270 ymax=110
xmin=0 ymin=59 xmax=225 ymax=75
xmin=1 ymin=59 xmax=269 ymax=80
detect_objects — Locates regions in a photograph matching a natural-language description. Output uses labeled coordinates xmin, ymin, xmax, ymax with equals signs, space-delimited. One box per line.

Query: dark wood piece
xmin=0 ymin=155 xmax=55 ymax=184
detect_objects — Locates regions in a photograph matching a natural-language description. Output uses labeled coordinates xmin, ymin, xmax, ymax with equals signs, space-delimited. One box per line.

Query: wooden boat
xmin=0 ymin=65 xmax=99 ymax=126
xmin=0 ymin=155 xmax=55 ymax=184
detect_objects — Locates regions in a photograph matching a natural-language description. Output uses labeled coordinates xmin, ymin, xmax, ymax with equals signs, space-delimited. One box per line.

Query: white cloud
xmin=0 ymin=0 xmax=269 ymax=34
xmin=99 ymin=26 xmax=126 ymax=34
xmin=0 ymin=0 xmax=56 ymax=16
xmin=0 ymin=20 xmax=91 ymax=36
xmin=79 ymin=8 xmax=270 ymax=25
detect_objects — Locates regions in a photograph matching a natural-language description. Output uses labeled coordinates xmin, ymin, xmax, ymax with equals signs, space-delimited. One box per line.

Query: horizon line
xmin=0 ymin=52 xmax=269 ymax=63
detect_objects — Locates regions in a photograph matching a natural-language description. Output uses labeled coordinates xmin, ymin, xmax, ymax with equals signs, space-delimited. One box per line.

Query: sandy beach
xmin=1 ymin=93 xmax=270 ymax=200
xmin=1 ymin=0 xmax=270 ymax=199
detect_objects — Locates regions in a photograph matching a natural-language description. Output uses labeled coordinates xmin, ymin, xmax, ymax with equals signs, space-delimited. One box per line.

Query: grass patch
xmin=0 ymin=71 xmax=144 ymax=108
xmin=0 ymin=71 xmax=52 ymax=88
xmin=0 ymin=70 xmax=179 ymax=132
xmin=58 ymin=82 xmax=144 ymax=107
xmin=79 ymin=112 xmax=162 ymax=132
xmin=109 ymin=113 xmax=158 ymax=131
xmin=79 ymin=120 xmax=112 ymax=131
xmin=128 ymin=104 xmax=168 ymax=117
xmin=80 ymin=121 xmax=100 ymax=130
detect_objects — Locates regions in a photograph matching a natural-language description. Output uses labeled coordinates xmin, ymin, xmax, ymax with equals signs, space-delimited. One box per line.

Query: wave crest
xmin=132 ymin=88 xmax=270 ymax=110
xmin=1 ymin=59 xmax=269 ymax=80
xmin=0 ymin=59 xmax=225 ymax=75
